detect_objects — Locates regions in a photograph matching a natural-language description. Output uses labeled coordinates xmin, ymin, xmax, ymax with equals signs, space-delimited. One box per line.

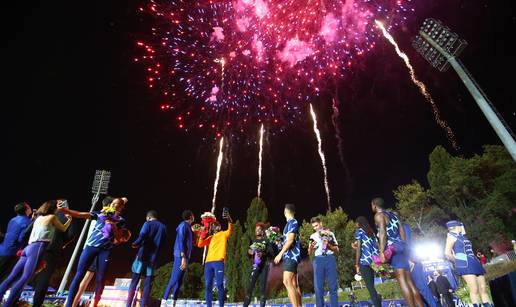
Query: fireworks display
xmin=137 ymin=0 xmax=414 ymax=134
xmin=375 ymin=20 xmax=459 ymax=150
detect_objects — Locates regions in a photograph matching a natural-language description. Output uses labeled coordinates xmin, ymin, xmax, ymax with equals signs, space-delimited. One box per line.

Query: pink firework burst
xmin=136 ymin=0 xmax=414 ymax=135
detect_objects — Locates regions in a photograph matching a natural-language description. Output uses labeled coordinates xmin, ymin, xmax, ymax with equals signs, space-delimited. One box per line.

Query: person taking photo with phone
xmin=197 ymin=208 xmax=233 ymax=307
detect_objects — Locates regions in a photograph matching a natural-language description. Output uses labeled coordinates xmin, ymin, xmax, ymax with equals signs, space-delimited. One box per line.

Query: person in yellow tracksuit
xmin=197 ymin=213 xmax=233 ymax=307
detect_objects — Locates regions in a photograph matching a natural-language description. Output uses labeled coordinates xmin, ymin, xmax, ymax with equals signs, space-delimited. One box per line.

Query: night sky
xmin=3 ymin=0 xmax=515 ymax=282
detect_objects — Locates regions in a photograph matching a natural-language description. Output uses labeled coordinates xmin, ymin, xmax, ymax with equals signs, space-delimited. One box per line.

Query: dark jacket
xmin=428 ymin=280 xmax=439 ymax=298
xmin=133 ymin=219 xmax=167 ymax=263
xmin=173 ymin=221 xmax=193 ymax=259
xmin=0 ymin=215 xmax=32 ymax=256
xmin=436 ymin=275 xmax=453 ymax=294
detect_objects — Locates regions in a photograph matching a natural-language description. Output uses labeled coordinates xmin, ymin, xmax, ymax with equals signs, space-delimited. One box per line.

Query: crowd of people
xmin=0 ymin=197 xmax=495 ymax=307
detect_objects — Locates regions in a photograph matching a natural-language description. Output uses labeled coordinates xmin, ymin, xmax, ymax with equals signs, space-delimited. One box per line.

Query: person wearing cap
xmin=444 ymin=220 xmax=492 ymax=307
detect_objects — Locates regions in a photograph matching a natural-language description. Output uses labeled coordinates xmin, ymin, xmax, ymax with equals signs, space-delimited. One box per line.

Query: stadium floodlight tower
xmin=413 ymin=18 xmax=516 ymax=162
xmin=58 ymin=170 xmax=111 ymax=295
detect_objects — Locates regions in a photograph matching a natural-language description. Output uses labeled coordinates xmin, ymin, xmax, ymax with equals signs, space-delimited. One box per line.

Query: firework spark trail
xmin=214 ymin=57 xmax=226 ymax=89
xmin=374 ymin=20 xmax=459 ymax=150
xmin=257 ymin=124 xmax=264 ymax=198
xmin=331 ymin=96 xmax=346 ymax=167
xmin=310 ymin=104 xmax=331 ymax=211
xmin=211 ymin=137 xmax=224 ymax=213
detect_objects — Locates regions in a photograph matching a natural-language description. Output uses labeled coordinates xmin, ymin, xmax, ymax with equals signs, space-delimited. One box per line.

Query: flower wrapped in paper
xmin=318 ymin=228 xmax=336 ymax=255
xmin=372 ymin=243 xmax=395 ymax=266
xmin=250 ymin=242 xmax=267 ymax=269
xmin=191 ymin=223 xmax=203 ymax=241
xmin=371 ymin=262 xmax=395 ymax=279
xmin=98 ymin=205 xmax=123 ymax=239
xmin=265 ymin=226 xmax=282 ymax=247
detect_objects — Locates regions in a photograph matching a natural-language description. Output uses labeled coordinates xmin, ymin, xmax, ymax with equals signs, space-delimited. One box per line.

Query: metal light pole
xmin=413 ymin=18 xmax=516 ymax=162
xmin=57 ymin=170 xmax=111 ymax=295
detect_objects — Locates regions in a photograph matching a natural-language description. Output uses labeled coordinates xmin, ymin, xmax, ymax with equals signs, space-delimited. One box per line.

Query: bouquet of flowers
xmin=372 ymin=243 xmax=395 ymax=266
xmin=265 ymin=226 xmax=282 ymax=246
xmin=250 ymin=242 xmax=267 ymax=269
xmin=191 ymin=223 xmax=203 ymax=242
xmin=371 ymin=262 xmax=395 ymax=279
xmin=200 ymin=212 xmax=217 ymax=238
xmin=318 ymin=228 xmax=335 ymax=255
xmin=191 ymin=223 xmax=203 ymax=233
xmin=98 ymin=205 xmax=122 ymax=239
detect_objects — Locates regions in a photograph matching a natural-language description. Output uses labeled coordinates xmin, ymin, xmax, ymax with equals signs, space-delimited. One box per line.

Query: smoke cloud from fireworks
xmin=375 ymin=20 xmax=459 ymax=150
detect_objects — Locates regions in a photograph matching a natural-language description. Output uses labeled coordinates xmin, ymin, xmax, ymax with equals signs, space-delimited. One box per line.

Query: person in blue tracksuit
xmin=126 ymin=210 xmax=167 ymax=307
xmin=0 ymin=202 xmax=33 ymax=281
xmin=162 ymin=210 xmax=195 ymax=307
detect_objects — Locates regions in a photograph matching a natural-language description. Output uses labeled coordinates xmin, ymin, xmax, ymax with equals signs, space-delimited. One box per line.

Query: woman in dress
xmin=444 ymin=220 xmax=492 ymax=307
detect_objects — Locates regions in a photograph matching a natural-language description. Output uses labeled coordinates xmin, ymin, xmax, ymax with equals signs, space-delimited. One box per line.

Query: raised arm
xmin=59 ymin=208 xmax=92 ymax=220
xmin=224 ymin=223 xmax=233 ymax=238
xmin=52 ymin=215 xmax=72 ymax=232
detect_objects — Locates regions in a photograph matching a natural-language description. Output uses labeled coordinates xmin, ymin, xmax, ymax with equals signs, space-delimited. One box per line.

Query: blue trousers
xmin=205 ymin=260 xmax=225 ymax=307
xmin=0 ymin=241 xmax=48 ymax=307
xmin=65 ymin=246 xmax=111 ymax=307
xmin=163 ymin=256 xmax=187 ymax=300
xmin=313 ymin=255 xmax=338 ymax=307
xmin=126 ymin=272 xmax=152 ymax=307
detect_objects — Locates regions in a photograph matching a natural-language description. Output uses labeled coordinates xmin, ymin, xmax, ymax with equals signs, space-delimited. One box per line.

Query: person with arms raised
xmin=197 ymin=209 xmax=233 ymax=307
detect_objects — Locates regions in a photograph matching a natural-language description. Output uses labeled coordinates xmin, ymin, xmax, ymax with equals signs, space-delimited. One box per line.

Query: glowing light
xmin=211 ymin=137 xmax=224 ymax=213
xmin=310 ymin=104 xmax=331 ymax=211
xmin=375 ymin=20 xmax=459 ymax=150
xmin=414 ymin=242 xmax=443 ymax=260
xmin=257 ymin=124 xmax=264 ymax=197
